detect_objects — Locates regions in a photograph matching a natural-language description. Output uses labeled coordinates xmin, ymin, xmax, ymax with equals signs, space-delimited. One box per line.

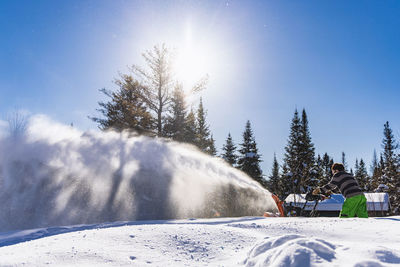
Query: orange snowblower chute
xmin=271 ymin=194 xmax=285 ymax=217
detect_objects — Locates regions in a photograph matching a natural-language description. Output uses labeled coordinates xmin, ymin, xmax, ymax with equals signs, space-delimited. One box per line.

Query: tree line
xmin=92 ymin=44 xmax=399 ymax=215
xmin=263 ymin=110 xmax=400 ymax=215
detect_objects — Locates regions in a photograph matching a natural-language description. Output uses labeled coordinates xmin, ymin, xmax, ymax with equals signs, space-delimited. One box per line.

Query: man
xmin=313 ymin=163 xmax=368 ymax=218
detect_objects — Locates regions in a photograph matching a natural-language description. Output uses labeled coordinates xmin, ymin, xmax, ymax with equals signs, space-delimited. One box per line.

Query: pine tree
xmin=91 ymin=81 xmax=154 ymax=134
xmin=341 ymin=152 xmax=348 ymax=172
xmin=282 ymin=109 xmax=302 ymax=196
xmin=221 ymin=133 xmax=238 ymax=166
xmin=267 ymin=153 xmax=280 ymax=195
xmin=183 ymin=108 xmax=197 ymax=145
xmin=196 ymin=98 xmax=213 ymax=153
xmin=354 ymin=158 xmax=369 ymax=191
xmin=279 ymin=164 xmax=293 ymax=199
xmin=282 ymin=109 xmax=316 ymax=195
xmin=208 ymin=135 xmax=217 ymax=156
xmin=382 ymin=122 xmax=398 ymax=183
xmin=163 ymin=85 xmax=187 ymax=142
xmin=237 ymin=120 xmax=264 ymax=185
xmin=315 ymin=155 xmax=324 ymax=186
xmin=354 ymin=159 xmax=359 ymax=177
xmin=370 ymin=149 xmax=381 ymax=190
xmin=381 ymin=121 xmax=400 ymax=214
xmin=299 ymin=109 xmax=317 ymax=191
xmin=370 ymin=149 xmax=378 ymax=174
xmin=320 ymin=153 xmax=333 ymax=187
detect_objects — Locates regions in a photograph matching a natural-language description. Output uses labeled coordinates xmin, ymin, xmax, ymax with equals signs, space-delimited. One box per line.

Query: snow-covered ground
xmin=1 ymin=216 xmax=399 ymax=267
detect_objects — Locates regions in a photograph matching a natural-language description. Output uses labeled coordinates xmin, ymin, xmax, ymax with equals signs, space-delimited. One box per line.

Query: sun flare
xmin=173 ymin=23 xmax=212 ymax=89
xmin=174 ymin=45 xmax=208 ymax=87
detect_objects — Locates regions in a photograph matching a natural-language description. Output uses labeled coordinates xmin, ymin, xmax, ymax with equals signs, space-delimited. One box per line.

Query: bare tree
xmin=129 ymin=44 xmax=175 ymax=136
xmin=7 ymin=110 xmax=28 ymax=138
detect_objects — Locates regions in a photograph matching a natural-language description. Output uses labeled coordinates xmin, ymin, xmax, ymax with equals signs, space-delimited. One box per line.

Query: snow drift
xmin=0 ymin=115 xmax=277 ymax=231
xmin=244 ymin=234 xmax=336 ymax=267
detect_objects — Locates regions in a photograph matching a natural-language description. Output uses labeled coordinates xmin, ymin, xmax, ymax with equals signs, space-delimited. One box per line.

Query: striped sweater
xmin=321 ymin=171 xmax=363 ymax=199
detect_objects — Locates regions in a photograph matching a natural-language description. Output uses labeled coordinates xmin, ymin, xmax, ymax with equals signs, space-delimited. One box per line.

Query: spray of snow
xmin=0 ymin=115 xmax=277 ymax=231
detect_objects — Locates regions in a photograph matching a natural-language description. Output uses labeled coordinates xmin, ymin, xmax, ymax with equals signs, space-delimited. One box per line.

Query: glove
xmin=312 ymin=187 xmax=321 ymax=195
xmin=321 ymin=195 xmax=329 ymax=200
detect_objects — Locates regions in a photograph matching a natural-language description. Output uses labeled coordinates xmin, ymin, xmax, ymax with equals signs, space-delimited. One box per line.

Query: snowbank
xmin=244 ymin=234 xmax=336 ymax=267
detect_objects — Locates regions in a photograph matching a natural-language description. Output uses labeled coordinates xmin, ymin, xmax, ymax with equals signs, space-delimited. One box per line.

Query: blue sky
xmin=1 ymin=0 xmax=399 ymax=174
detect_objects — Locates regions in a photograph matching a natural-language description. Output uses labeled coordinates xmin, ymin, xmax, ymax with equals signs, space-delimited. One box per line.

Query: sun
xmin=175 ymin=45 xmax=208 ymax=86
xmin=173 ymin=24 xmax=210 ymax=90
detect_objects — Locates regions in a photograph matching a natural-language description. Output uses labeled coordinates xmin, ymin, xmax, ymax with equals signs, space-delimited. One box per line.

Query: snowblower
xmin=300 ymin=190 xmax=332 ymax=217
xmin=263 ymin=194 xmax=285 ymax=217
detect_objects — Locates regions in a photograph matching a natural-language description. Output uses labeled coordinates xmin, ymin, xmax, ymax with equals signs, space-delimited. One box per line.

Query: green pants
xmin=340 ymin=194 xmax=368 ymax=218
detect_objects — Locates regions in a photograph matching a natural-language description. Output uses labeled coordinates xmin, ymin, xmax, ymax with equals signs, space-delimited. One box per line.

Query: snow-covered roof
xmin=364 ymin=193 xmax=390 ymax=211
xmin=285 ymin=193 xmax=390 ymax=211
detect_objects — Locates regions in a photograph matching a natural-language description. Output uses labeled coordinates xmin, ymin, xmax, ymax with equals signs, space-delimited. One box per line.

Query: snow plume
xmin=0 ymin=115 xmax=277 ymax=231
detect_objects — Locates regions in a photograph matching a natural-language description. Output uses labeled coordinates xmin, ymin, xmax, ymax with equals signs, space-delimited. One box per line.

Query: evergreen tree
xmin=299 ymin=109 xmax=317 ymax=190
xmin=282 ymin=109 xmax=302 ymax=196
xmin=237 ymin=120 xmax=264 ymax=185
xmin=354 ymin=158 xmax=369 ymax=191
xmin=379 ymin=154 xmax=385 ymax=179
xmin=183 ymin=108 xmax=197 ymax=145
xmin=320 ymin=153 xmax=333 ymax=187
xmin=341 ymin=152 xmax=348 ymax=172
xmin=221 ymin=133 xmax=238 ymax=166
xmin=370 ymin=149 xmax=381 ymax=190
xmin=354 ymin=159 xmax=359 ymax=177
xmin=267 ymin=153 xmax=281 ymax=195
xmin=381 ymin=121 xmax=400 ymax=214
xmin=91 ymin=81 xmax=154 ymax=134
xmin=370 ymin=149 xmax=378 ymax=174
xmin=381 ymin=122 xmax=398 ymax=184
xmin=282 ymin=109 xmax=316 ymax=196
xmin=315 ymin=155 xmax=324 ymax=186
xmin=208 ymin=135 xmax=217 ymax=156
xmin=196 ymin=98 xmax=211 ymax=152
xmin=279 ymin=164 xmax=293 ymax=199
xmin=163 ymin=85 xmax=187 ymax=142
